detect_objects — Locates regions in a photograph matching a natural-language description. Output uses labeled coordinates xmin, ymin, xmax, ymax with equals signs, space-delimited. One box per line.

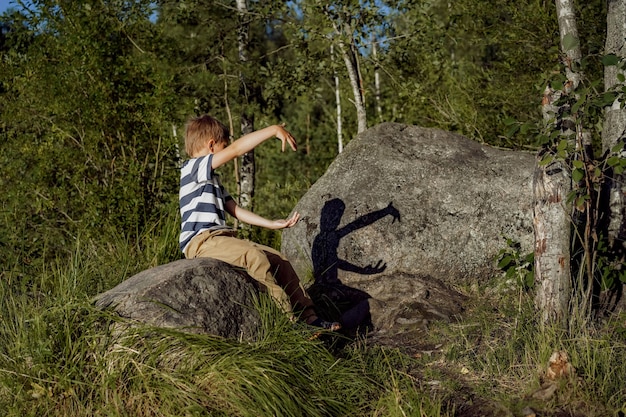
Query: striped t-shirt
xmin=179 ymin=154 xmax=234 ymax=253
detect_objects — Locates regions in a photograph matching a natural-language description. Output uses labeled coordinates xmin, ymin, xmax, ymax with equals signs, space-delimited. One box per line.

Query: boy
xmin=179 ymin=114 xmax=340 ymax=331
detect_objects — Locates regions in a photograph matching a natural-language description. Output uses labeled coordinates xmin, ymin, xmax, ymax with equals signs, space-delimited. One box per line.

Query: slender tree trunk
xmin=603 ymin=0 xmax=626 ymax=250
xmin=331 ymin=44 xmax=343 ymax=153
xmin=372 ymin=35 xmax=383 ymax=123
xmin=533 ymin=0 xmax=584 ymax=326
xmin=337 ymin=35 xmax=367 ymax=133
xmin=172 ymin=124 xmax=180 ymax=166
xmin=603 ymin=0 xmax=626 ymax=150
xmin=327 ymin=16 xmax=367 ymax=134
xmin=237 ymin=0 xmax=255 ymax=213
xmin=222 ymin=55 xmax=239 ymax=229
xmin=556 ymin=0 xmax=582 ymax=88
xmin=306 ymin=113 xmax=311 ymax=156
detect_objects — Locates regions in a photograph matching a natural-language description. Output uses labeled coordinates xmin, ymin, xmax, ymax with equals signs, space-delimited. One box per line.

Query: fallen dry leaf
xmin=546 ymin=350 xmax=575 ymax=380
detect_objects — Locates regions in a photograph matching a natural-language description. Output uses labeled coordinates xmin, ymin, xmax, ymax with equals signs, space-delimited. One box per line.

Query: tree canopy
xmin=0 ymin=0 xmax=609 ymax=267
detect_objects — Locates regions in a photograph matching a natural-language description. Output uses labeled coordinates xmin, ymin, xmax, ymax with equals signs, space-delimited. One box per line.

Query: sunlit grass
xmin=423 ymin=283 xmax=626 ymax=416
xmin=0 ymin=215 xmax=448 ymax=417
xmin=1 ymin=215 xmax=625 ymax=416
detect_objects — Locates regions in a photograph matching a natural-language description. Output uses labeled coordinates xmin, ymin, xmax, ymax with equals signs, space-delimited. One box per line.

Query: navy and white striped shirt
xmin=179 ymin=154 xmax=234 ymax=253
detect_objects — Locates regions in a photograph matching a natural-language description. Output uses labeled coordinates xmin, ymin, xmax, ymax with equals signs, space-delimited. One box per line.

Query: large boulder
xmin=283 ymin=123 xmax=535 ymax=285
xmin=282 ymin=123 xmax=535 ymax=336
xmin=94 ymin=258 xmax=261 ymax=341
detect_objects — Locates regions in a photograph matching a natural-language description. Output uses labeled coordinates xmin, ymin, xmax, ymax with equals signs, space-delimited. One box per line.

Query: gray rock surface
xmin=283 ymin=122 xmax=535 ymax=286
xmin=282 ymin=123 xmax=536 ymax=337
xmin=95 ymin=258 xmax=261 ymax=341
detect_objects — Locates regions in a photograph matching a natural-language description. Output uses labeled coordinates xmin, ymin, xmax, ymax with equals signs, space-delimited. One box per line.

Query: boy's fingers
xmin=283 ymin=212 xmax=299 ymax=227
xmin=288 ymin=134 xmax=297 ymax=151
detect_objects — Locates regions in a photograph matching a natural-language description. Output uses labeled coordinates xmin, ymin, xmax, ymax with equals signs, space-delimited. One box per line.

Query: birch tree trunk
xmin=331 ymin=44 xmax=344 ymax=154
xmin=533 ymin=157 xmax=572 ymax=325
xmin=336 ymin=34 xmax=367 ymax=133
xmin=325 ymin=14 xmax=367 ymax=134
xmin=372 ymin=35 xmax=383 ymax=123
xmin=603 ymin=0 xmax=626 ymax=250
xmin=237 ymin=0 xmax=255 ymax=213
xmin=556 ymin=0 xmax=582 ymax=88
xmin=533 ymin=0 xmax=584 ymax=326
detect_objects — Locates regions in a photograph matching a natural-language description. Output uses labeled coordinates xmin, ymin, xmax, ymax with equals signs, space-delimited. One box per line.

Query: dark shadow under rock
xmin=308 ymin=272 xmax=467 ymax=343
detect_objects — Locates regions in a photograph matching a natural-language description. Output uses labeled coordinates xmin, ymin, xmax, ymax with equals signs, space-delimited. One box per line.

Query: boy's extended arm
xmin=225 ymin=199 xmax=300 ymax=230
xmin=211 ymin=124 xmax=296 ymax=169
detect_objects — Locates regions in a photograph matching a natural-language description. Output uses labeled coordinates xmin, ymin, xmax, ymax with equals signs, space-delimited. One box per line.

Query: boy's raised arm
xmin=211 ymin=124 xmax=296 ymax=169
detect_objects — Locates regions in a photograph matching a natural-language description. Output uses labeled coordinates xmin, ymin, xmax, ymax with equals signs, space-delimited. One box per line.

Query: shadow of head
xmin=320 ymin=198 xmax=345 ymax=231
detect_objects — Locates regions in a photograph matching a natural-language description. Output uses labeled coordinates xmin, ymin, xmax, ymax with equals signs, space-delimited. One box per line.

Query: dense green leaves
xmin=0 ymin=0 xmax=609 ymax=262
xmin=1 ymin=0 xmax=179 ymax=267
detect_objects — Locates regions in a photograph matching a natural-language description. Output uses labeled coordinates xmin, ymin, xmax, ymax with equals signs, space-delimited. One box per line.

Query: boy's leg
xmin=260 ymin=248 xmax=317 ymax=320
xmin=186 ymin=231 xmax=314 ymax=316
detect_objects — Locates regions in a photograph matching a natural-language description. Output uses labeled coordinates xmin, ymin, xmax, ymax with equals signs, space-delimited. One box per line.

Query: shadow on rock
xmin=308 ymin=198 xmax=392 ymax=336
xmin=309 ymin=197 xmax=466 ymax=344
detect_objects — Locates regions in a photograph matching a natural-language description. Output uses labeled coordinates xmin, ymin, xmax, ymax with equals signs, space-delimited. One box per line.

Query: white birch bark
xmin=533 ymin=0 xmax=583 ymax=326
xmin=336 ymin=36 xmax=367 ymax=133
xmin=327 ymin=17 xmax=367 ymax=134
xmin=555 ymin=0 xmax=582 ymax=89
xmin=372 ymin=36 xmax=383 ymax=123
xmin=533 ymin=159 xmax=572 ymax=326
xmin=603 ymin=0 xmax=626 ymax=249
xmin=331 ymin=44 xmax=343 ymax=154
xmin=172 ymin=124 xmax=180 ymax=166
xmin=237 ymin=0 xmax=255 ymax=212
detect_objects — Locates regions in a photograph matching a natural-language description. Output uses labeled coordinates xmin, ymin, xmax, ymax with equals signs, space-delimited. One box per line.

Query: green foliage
xmin=379 ymin=0 xmax=564 ymax=147
xmin=497 ymin=238 xmax=535 ymax=290
xmin=0 ymin=0 xmax=180 ymax=268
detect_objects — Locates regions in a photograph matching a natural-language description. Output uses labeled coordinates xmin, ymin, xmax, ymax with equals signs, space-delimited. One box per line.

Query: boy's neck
xmin=193 ymin=149 xmax=213 ymax=158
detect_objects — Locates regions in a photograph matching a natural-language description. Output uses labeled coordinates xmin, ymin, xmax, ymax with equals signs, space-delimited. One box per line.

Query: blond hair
xmin=184 ymin=115 xmax=229 ymax=157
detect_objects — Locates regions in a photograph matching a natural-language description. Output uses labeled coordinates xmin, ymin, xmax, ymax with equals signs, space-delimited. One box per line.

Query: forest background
xmin=2 ymin=0 xmax=603 ymax=270
xmin=2 ymin=1 xmax=625 ymax=416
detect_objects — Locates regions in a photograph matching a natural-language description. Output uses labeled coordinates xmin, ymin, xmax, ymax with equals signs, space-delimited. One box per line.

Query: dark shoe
xmin=309 ymin=318 xmax=341 ymax=332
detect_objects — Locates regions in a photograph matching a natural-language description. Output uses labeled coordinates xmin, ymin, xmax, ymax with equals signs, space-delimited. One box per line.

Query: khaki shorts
xmin=185 ymin=229 xmax=313 ymax=314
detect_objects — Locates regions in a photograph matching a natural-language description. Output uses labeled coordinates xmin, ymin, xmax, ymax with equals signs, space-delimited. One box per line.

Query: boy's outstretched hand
xmin=277 ymin=123 xmax=297 ymax=152
xmin=270 ymin=211 xmax=300 ymax=229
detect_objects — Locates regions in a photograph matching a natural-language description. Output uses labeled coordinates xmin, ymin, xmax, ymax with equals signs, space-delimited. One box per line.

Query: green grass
xmin=1 ymin=216 xmax=625 ymax=416
xmin=419 ymin=285 xmax=626 ymax=416
xmin=0 ymin=273 xmax=443 ymax=416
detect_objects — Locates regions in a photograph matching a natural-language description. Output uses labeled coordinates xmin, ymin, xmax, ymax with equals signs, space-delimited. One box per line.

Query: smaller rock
xmin=94 ymin=258 xmax=262 ymax=341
